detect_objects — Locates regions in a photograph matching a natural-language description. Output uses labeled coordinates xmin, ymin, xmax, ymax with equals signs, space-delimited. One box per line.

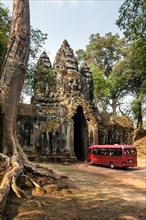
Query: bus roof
xmin=89 ymin=144 xmax=135 ymax=149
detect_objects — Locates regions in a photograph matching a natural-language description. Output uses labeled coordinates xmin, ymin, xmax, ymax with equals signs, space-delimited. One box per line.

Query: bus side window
xmin=93 ymin=149 xmax=100 ymax=155
xmin=109 ymin=149 xmax=116 ymax=156
xmin=116 ymin=149 xmax=122 ymax=156
xmin=93 ymin=149 xmax=99 ymax=155
xmin=96 ymin=149 xmax=100 ymax=155
xmin=100 ymin=149 xmax=108 ymax=155
xmin=131 ymin=148 xmax=136 ymax=154
xmin=93 ymin=149 xmax=97 ymax=154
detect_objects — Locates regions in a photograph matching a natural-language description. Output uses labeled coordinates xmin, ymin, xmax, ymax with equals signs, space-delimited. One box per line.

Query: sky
xmin=1 ymin=0 xmax=124 ymax=64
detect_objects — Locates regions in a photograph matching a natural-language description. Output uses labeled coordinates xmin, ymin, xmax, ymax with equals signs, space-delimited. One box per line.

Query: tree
xmin=107 ymin=59 xmax=131 ymax=116
xmin=0 ymin=0 xmax=53 ymax=213
xmin=30 ymin=27 xmax=48 ymax=60
xmin=91 ymin=58 xmax=131 ymax=116
xmin=125 ymin=43 xmax=146 ymax=129
xmin=116 ymin=0 xmax=146 ymax=129
xmin=76 ymin=32 xmax=126 ymax=78
xmin=90 ymin=65 xmax=109 ymax=112
xmin=0 ymin=3 xmax=48 ymax=101
xmin=32 ymin=66 xmax=57 ymax=102
xmin=76 ymin=32 xmax=128 ymax=115
xmin=116 ymin=0 xmax=146 ymax=41
xmin=22 ymin=28 xmax=48 ymax=100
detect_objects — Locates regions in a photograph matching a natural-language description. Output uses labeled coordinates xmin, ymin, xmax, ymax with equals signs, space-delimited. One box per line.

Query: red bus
xmin=86 ymin=144 xmax=137 ymax=168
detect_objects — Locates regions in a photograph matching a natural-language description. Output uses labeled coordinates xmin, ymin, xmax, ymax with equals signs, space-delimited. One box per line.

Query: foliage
xmin=22 ymin=28 xmax=48 ymax=101
xmin=75 ymin=49 xmax=87 ymax=66
xmin=30 ymin=27 xmax=48 ymax=59
xmin=116 ymin=0 xmax=146 ymax=41
xmin=107 ymin=59 xmax=130 ymax=115
xmin=0 ymin=3 xmax=48 ymax=101
xmin=117 ymin=0 xmax=146 ymax=128
xmin=90 ymin=65 xmax=109 ymax=111
xmin=33 ymin=67 xmax=57 ymax=96
xmin=123 ymin=43 xmax=146 ymax=128
xmin=76 ymin=32 xmax=126 ymax=78
xmin=131 ymin=96 xmax=143 ymax=128
xmin=0 ymin=3 xmax=11 ymax=69
xmin=76 ymin=32 xmax=128 ymax=115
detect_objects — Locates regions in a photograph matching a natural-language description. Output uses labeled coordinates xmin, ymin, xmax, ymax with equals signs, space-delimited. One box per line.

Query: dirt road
xmin=5 ymin=158 xmax=146 ymax=220
xmin=46 ymin=158 xmax=146 ymax=207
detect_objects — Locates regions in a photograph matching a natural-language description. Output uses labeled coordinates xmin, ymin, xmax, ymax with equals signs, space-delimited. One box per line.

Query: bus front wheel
xmin=109 ymin=162 xmax=115 ymax=169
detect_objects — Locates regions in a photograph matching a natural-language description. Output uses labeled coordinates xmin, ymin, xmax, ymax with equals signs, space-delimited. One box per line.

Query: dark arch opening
xmin=72 ymin=106 xmax=88 ymax=161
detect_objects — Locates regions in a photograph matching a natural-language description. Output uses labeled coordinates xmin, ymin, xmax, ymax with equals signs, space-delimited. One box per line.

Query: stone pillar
xmin=84 ymin=128 xmax=89 ymax=158
xmin=66 ymin=119 xmax=74 ymax=155
xmin=93 ymin=125 xmax=98 ymax=145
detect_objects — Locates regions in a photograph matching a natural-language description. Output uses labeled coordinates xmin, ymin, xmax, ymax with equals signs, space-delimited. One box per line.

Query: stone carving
xmin=54 ymin=39 xmax=78 ymax=71
xmin=80 ymin=62 xmax=94 ymax=103
xmin=32 ymin=51 xmax=55 ymax=102
xmin=37 ymin=51 xmax=52 ymax=69
xmin=0 ymin=40 xmax=133 ymax=162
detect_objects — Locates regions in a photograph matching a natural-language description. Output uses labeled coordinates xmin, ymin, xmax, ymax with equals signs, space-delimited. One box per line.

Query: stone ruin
xmin=0 ymin=40 xmax=134 ymax=162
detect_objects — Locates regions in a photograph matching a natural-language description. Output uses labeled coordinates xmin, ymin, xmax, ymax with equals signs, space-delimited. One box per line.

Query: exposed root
xmin=0 ymin=154 xmax=58 ymax=215
xmin=24 ymin=162 xmax=57 ymax=180
xmin=0 ymin=153 xmax=10 ymax=166
xmin=0 ymin=141 xmax=58 ymax=215
xmin=11 ymin=175 xmax=29 ymax=199
xmin=0 ymin=165 xmax=18 ymax=211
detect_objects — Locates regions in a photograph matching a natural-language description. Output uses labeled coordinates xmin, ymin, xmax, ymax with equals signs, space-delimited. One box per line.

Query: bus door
xmin=107 ymin=148 xmax=123 ymax=167
xmin=91 ymin=148 xmax=99 ymax=164
xmin=97 ymin=148 xmax=108 ymax=165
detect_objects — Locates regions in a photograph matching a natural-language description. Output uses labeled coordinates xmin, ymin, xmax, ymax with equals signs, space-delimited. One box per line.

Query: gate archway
xmin=72 ymin=106 xmax=88 ymax=161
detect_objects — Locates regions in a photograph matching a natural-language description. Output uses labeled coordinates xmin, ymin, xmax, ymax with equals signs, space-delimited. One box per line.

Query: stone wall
xmin=98 ymin=113 xmax=133 ymax=145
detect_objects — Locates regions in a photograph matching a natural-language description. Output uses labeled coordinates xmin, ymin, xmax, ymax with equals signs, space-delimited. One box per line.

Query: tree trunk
xmin=0 ymin=1 xmax=56 ymax=215
xmin=137 ymin=101 xmax=143 ymax=130
xmin=0 ymin=0 xmax=30 ymax=212
xmin=111 ymin=98 xmax=117 ymax=117
xmin=0 ymin=0 xmax=30 ymax=156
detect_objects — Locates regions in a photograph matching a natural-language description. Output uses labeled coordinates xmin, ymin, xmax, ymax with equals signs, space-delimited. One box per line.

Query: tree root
xmin=0 ymin=153 xmax=10 ymax=166
xmin=24 ymin=162 xmax=57 ymax=180
xmin=0 ymin=155 xmax=58 ymax=215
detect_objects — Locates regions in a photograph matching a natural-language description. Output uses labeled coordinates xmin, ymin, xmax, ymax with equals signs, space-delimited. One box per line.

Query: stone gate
xmin=0 ymin=40 xmax=133 ymax=162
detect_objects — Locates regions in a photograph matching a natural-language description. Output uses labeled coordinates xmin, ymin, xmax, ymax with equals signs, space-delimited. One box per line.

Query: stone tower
xmin=80 ymin=62 xmax=94 ymax=103
xmin=30 ymin=40 xmax=99 ymax=162
xmin=32 ymin=51 xmax=54 ymax=102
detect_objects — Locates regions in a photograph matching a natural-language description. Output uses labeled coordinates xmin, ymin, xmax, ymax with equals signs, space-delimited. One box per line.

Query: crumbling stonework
xmin=0 ymin=40 xmax=134 ymax=162
xmin=98 ymin=113 xmax=133 ymax=145
xmin=29 ymin=40 xmax=99 ymax=162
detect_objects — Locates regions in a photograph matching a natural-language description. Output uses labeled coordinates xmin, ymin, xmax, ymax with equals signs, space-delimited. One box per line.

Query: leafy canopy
xmin=116 ymin=0 xmax=146 ymax=41
xmin=116 ymin=0 xmax=146 ymax=128
xmin=76 ymin=32 xmax=128 ymax=115
xmin=76 ymin=32 xmax=126 ymax=78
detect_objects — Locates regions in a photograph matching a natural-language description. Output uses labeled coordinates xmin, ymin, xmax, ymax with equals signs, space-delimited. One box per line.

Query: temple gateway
xmin=1 ymin=40 xmax=133 ymax=162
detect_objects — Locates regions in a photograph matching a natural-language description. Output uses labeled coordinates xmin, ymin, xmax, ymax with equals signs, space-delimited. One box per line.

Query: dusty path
xmin=45 ymin=158 xmax=146 ymax=207
xmin=4 ymin=158 xmax=146 ymax=220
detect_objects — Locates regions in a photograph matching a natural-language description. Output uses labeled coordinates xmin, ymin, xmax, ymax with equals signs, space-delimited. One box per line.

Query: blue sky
xmin=1 ymin=0 xmax=124 ymax=63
